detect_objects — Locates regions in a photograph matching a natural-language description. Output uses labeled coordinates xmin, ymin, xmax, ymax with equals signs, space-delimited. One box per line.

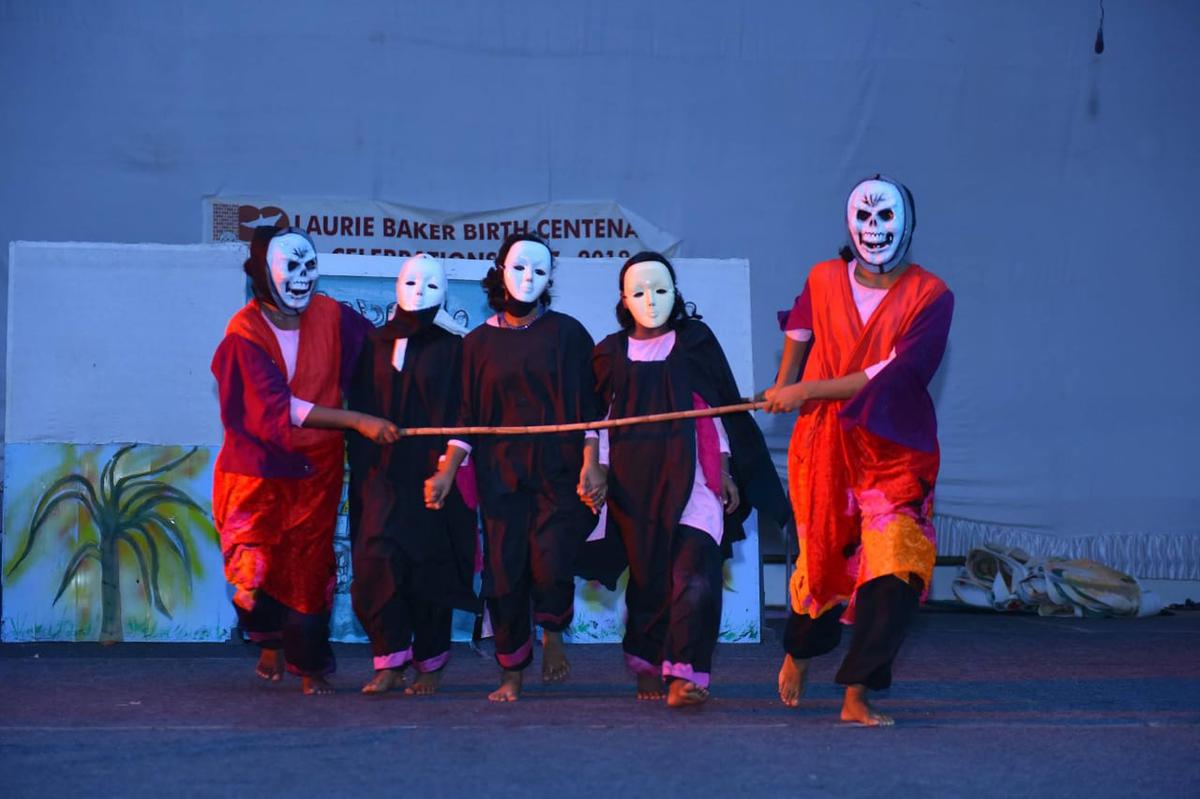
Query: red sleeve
xmin=779 ymin=281 xmax=813 ymax=332
xmin=212 ymin=335 xmax=294 ymax=450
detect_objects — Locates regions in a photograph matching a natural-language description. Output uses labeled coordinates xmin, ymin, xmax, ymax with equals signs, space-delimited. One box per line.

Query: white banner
xmin=203 ymin=196 xmax=680 ymax=262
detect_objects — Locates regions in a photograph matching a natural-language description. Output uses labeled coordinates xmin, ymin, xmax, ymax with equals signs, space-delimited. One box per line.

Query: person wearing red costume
xmin=211 ymin=226 xmax=399 ymax=695
xmin=765 ymin=176 xmax=953 ymax=726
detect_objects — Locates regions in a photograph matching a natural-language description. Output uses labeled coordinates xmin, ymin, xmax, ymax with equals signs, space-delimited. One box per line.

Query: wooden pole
xmin=396 ymin=400 xmax=769 ymax=437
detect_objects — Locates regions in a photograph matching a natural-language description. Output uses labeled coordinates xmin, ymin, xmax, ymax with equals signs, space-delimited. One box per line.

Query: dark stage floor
xmin=2 ymin=609 xmax=1198 ymax=798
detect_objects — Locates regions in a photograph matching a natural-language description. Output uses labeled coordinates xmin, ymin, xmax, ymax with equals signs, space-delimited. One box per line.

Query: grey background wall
xmin=3 ymin=1 xmax=1198 ymax=574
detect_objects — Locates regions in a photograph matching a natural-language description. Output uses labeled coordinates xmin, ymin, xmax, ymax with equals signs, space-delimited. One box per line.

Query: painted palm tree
xmin=4 ymin=444 xmax=215 ymax=643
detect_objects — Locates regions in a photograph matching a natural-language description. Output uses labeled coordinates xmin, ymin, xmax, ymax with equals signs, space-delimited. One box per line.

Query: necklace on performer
xmin=498 ymin=305 xmax=546 ymax=329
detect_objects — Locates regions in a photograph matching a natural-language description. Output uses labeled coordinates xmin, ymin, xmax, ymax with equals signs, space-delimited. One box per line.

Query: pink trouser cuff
xmin=246 ymin=630 xmax=283 ymax=643
xmin=286 ymin=660 xmax=336 ymax=678
xmin=533 ymin=607 xmax=573 ymax=631
xmin=496 ymin=639 xmax=533 ymax=670
xmin=414 ymin=650 xmax=450 ymax=673
xmin=625 ymin=653 xmax=660 ymax=677
xmin=662 ymin=660 xmax=710 ymax=689
xmin=373 ymin=648 xmax=413 ymax=671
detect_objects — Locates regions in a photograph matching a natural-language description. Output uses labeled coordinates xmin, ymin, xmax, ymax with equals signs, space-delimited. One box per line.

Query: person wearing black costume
xmin=424 ymin=233 xmax=603 ymax=702
xmin=346 ymin=254 xmax=481 ymax=696
xmin=585 ymin=252 xmax=789 ymax=707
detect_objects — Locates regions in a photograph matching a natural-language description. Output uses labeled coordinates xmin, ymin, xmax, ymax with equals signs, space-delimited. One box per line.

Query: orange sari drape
xmin=212 ymin=296 xmax=345 ymax=614
xmin=788 ymin=260 xmax=945 ymax=620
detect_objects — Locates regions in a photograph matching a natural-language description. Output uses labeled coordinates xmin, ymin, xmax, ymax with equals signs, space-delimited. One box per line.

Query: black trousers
xmin=481 ymin=477 xmax=587 ymax=672
xmin=487 ymin=575 xmax=574 ymax=671
xmin=350 ymin=547 xmax=453 ymax=667
xmin=624 ymin=525 xmax=723 ymax=687
xmin=351 ymin=544 xmax=454 ymax=672
xmin=782 ymin=574 xmax=920 ymax=691
xmin=236 ymin=591 xmax=335 ymax=677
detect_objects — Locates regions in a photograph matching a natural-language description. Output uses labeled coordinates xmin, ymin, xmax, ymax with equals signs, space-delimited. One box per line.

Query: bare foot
xmin=362 ymin=668 xmax=407 ymax=695
xmin=541 ymin=630 xmax=571 ymax=683
xmin=302 ymin=675 xmax=335 ymax=695
xmin=405 ymin=670 xmax=443 ymax=696
xmin=840 ymin=684 xmax=894 ymax=726
xmin=666 ymin=679 xmax=710 ymax=708
xmin=488 ymin=669 xmax=522 ymax=702
xmin=778 ymin=654 xmax=808 ymax=707
xmin=256 ymin=649 xmax=284 ymax=682
xmin=636 ymin=673 xmax=665 ymax=700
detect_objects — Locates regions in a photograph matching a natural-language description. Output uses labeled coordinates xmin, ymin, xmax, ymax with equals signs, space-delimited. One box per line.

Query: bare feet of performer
xmin=636 ymin=674 xmax=665 ymax=700
xmin=777 ymin=653 xmax=808 ymax=707
xmin=302 ymin=675 xmax=336 ymax=696
xmin=666 ymin=679 xmax=710 ymax=707
xmin=489 ymin=669 xmax=522 ymax=702
xmin=840 ymin=684 xmax=894 ymax=727
xmin=255 ymin=649 xmax=284 ymax=682
xmin=405 ymin=670 xmax=443 ymax=696
xmin=542 ymin=629 xmax=571 ymax=683
xmin=361 ymin=668 xmax=407 ymax=695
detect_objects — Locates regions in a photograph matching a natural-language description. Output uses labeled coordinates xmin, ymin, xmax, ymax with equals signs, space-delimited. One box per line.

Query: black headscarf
xmin=242 ymin=226 xmax=278 ymax=306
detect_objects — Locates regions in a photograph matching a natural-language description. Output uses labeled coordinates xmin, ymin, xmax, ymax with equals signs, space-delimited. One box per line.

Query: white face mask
xmin=502 ymin=240 xmax=552 ymax=303
xmin=622 ymin=259 xmax=676 ymax=330
xmin=396 ymin=254 xmax=446 ymax=312
xmin=846 ymin=178 xmax=913 ymax=273
xmin=265 ymin=232 xmax=318 ymax=313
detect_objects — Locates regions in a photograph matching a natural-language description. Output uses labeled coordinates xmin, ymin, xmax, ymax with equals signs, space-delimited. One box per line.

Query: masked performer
xmin=346 ymin=254 xmax=481 ymax=696
xmin=424 ymin=233 xmax=601 ymax=702
xmin=765 ymin=176 xmax=953 ymax=725
xmin=585 ymin=252 xmax=788 ymax=707
xmin=212 ymin=226 xmax=400 ymax=695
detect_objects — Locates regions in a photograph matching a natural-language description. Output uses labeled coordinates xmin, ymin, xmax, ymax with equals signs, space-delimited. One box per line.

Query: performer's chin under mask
xmin=384 ymin=305 xmax=440 ymax=339
xmin=503 ymin=297 xmax=539 ymax=317
xmin=400 ymin=305 xmax=440 ymax=327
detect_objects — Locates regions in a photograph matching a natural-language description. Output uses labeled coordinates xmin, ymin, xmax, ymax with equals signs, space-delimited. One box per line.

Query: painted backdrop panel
xmin=3 ymin=443 xmax=228 ymax=642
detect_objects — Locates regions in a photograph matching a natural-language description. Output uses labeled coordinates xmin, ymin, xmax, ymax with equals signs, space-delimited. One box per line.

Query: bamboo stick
xmin=396 ymin=400 xmax=769 ymax=437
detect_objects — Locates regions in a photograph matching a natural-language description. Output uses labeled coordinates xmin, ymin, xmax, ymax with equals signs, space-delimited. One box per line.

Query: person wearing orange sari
xmin=212 ymin=226 xmax=400 ymax=695
xmin=764 ymin=176 xmax=953 ymax=726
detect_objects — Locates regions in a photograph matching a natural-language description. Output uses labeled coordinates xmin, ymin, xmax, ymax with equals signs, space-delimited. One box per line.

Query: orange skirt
xmin=787 ymin=402 xmax=938 ymax=622
xmin=212 ymin=442 xmax=344 ymax=615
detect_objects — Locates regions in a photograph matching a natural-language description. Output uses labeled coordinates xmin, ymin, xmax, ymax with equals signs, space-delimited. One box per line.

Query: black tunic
xmin=586 ymin=319 xmax=790 ymax=588
xmin=457 ymin=310 xmax=600 ymax=598
xmin=346 ymin=311 xmax=480 ymax=613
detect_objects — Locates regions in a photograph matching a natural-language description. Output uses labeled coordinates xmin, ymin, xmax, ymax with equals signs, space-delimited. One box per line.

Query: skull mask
xmin=845 ymin=176 xmax=916 ymax=274
xmin=396 ymin=253 xmax=446 ymax=312
xmin=265 ymin=230 xmax=319 ymax=314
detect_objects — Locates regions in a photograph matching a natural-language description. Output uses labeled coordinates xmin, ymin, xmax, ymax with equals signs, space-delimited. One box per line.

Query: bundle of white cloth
xmin=951 ymin=543 xmax=1164 ymax=618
